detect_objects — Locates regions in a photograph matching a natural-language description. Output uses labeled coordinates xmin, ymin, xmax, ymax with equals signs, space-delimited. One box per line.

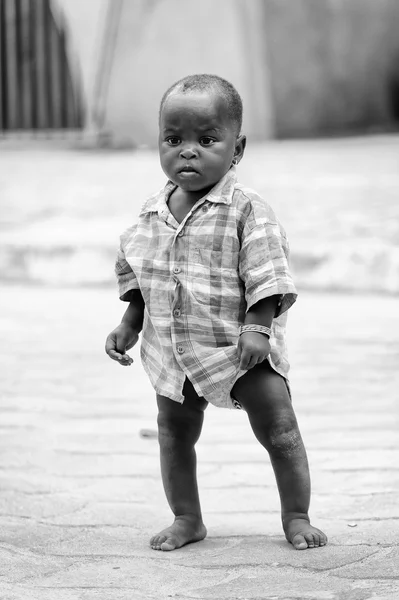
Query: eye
xmin=200 ymin=136 xmax=215 ymax=146
xmin=166 ymin=136 xmax=181 ymax=146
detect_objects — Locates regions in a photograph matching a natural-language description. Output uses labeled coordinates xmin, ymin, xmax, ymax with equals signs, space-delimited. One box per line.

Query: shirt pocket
xmin=188 ymin=247 xmax=243 ymax=311
xmin=188 ymin=232 xmax=240 ymax=267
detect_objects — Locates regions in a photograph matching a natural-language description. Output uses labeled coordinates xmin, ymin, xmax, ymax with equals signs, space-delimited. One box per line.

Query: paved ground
xmin=1 ymin=135 xmax=399 ymax=292
xmin=1 ymin=285 xmax=398 ymax=599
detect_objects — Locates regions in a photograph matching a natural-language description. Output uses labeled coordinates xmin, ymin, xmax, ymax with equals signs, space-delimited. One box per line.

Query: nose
xmin=180 ymin=146 xmax=197 ymax=159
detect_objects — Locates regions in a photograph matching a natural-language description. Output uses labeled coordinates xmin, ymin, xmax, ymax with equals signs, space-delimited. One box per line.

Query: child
xmin=105 ymin=74 xmax=327 ymax=552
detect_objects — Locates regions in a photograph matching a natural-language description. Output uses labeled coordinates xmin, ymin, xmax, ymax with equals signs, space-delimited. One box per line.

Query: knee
xmin=266 ymin=419 xmax=303 ymax=459
xmin=157 ymin=407 xmax=203 ymax=446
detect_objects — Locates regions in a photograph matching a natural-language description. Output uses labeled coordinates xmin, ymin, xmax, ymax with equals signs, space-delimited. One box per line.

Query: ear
xmin=233 ymin=134 xmax=246 ymax=164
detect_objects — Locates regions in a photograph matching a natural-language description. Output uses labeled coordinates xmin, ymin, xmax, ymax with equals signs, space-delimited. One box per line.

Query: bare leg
xmin=150 ymin=379 xmax=208 ymax=551
xmin=232 ymin=361 xmax=327 ymax=550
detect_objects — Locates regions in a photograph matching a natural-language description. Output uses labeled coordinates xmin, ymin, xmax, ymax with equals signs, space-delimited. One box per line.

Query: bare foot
xmin=150 ymin=515 xmax=207 ymax=551
xmin=284 ymin=517 xmax=327 ymax=550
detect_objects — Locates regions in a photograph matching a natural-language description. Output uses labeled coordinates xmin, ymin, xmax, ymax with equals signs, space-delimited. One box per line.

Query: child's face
xmin=159 ymin=90 xmax=244 ymax=195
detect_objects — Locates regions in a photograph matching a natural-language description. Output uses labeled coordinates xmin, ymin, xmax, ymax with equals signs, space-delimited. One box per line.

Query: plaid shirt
xmin=115 ymin=167 xmax=297 ymax=409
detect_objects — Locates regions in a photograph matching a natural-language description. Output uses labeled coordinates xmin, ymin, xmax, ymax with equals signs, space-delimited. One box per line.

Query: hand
xmin=105 ymin=323 xmax=139 ymax=366
xmin=237 ymin=332 xmax=271 ymax=370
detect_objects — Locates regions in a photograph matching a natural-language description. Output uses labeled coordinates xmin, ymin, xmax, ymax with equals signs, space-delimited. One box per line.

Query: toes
xmin=292 ymin=530 xmax=328 ymax=550
xmin=160 ymin=538 xmax=177 ymax=551
xmin=150 ymin=534 xmax=178 ymax=551
xmin=310 ymin=533 xmax=319 ymax=548
xmin=304 ymin=533 xmax=316 ymax=548
xmin=150 ymin=521 xmax=206 ymax=552
xmin=291 ymin=533 xmax=318 ymax=549
xmin=150 ymin=535 xmax=167 ymax=550
xmin=160 ymin=533 xmax=180 ymax=551
xmin=309 ymin=529 xmax=328 ymax=548
xmin=319 ymin=533 xmax=328 ymax=546
xmin=291 ymin=533 xmax=308 ymax=550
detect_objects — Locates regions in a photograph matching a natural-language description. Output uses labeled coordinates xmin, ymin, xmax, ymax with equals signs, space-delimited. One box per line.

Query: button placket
xmin=170 ymin=229 xmax=186 ymax=361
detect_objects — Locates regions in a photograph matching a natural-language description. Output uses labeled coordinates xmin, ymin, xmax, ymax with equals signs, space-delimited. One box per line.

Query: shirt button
xmin=178 ymin=231 xmax=184 ymax=237
xmin=202 ymin=206 xmax=208 ymax=212
xmin=173 ymin=309 xmax=181 ymax=317
xmin=173 ymin=266 xmax=181 ymax=274
xmin=177 ymin=345 xmax=184 ymax=354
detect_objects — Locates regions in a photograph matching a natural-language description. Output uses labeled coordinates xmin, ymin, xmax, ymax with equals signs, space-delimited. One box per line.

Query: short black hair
xmin=159 ymin=74 xmax=243 ymax=135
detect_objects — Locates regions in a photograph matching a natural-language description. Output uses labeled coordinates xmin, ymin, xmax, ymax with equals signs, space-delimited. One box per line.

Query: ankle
xmin=282 ymin=512 xmax=310 ymax=527
xmin=174 ymin=513 xmax=203 ymax=524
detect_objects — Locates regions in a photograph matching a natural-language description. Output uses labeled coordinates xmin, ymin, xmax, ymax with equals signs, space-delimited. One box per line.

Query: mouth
xmin=179 ymin=166 xmax=199 ymax=174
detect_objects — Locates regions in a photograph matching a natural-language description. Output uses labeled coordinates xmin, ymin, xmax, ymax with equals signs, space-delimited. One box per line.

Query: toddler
xmin=105 ymin=74 xmax=327 ymax=552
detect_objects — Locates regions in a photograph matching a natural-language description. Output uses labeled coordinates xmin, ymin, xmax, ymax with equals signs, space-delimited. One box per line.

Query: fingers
xmin=239 ymin=352 xmax=267 ymax=371
xmin=105 ymin=334 xmax=133 ymax=366
xmin=108 ymin=349 xmax=133 ymax=366
xmin=238 ymin=348 xmax=247 ymax=370
xmin=247 ymin=356 xmax=259 ymax=370
xmin=239 ymin=352 xmax=257 ymax=371
xmin=120 ymin=354 xmax=133 ymax=366
xmin=237 ymin=332 xmax=270 ymax=371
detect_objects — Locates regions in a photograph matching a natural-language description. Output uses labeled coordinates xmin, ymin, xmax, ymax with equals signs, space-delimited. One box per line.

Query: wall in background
xmin=98 ymin=0 xmax=273 ymax=147
xmin=265 ymin=0 xmax=399 ymax=137
xmin=2 ymin=0 xmax=399 ymax=143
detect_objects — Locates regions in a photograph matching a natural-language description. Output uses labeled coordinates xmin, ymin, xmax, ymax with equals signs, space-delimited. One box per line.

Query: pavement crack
xmin=31 ymin=586 xmax=160 ymax=590
xmin=55 ymin=449 xmax=154 ymax=456
xmin=325 ymin=548 xmax=383 ymax=573
xmin=10 ymin=560 xmax=84 ymax=585
xmin=327 ymin=467 xmax=399 ymax=473
xmin=347 ymin=516 xmax=399 ymax=521
xmin=0 ymin=503 xmax=89 ymax=521
xmin=0 ymin=489 xmax=54 ymax=496
xmin=0 ymin=514 xmax=142 ymax=528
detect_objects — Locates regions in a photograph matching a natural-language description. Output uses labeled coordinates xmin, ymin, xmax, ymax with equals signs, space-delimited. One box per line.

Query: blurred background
xmin=1 ymin=0 xmax=399 ymax=293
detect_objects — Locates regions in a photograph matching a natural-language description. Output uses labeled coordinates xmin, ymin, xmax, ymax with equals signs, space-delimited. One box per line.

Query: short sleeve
xmin=115 ymin=227 xmax=140 ymax=301
xmin=239 ymin=219 xmax=297 ymax=318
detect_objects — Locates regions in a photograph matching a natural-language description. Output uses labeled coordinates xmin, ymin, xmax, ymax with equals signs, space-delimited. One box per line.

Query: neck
xmin=173 ymin=186 xmax=212 ymax=206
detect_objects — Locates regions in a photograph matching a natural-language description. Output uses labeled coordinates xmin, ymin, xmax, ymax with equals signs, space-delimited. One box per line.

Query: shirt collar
xmin=140 ymin=167 xmax=237 ymax=216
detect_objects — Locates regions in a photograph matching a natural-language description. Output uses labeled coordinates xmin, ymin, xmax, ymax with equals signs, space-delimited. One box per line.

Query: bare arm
xmin=120 ymin=290 xmax=145 ymax=330
xmin=244 ymin=295 xmax=279 ymax=328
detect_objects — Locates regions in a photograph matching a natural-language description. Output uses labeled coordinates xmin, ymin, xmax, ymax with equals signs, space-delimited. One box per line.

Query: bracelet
xmin=239 ymin=324 xmax=272 ymax=338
